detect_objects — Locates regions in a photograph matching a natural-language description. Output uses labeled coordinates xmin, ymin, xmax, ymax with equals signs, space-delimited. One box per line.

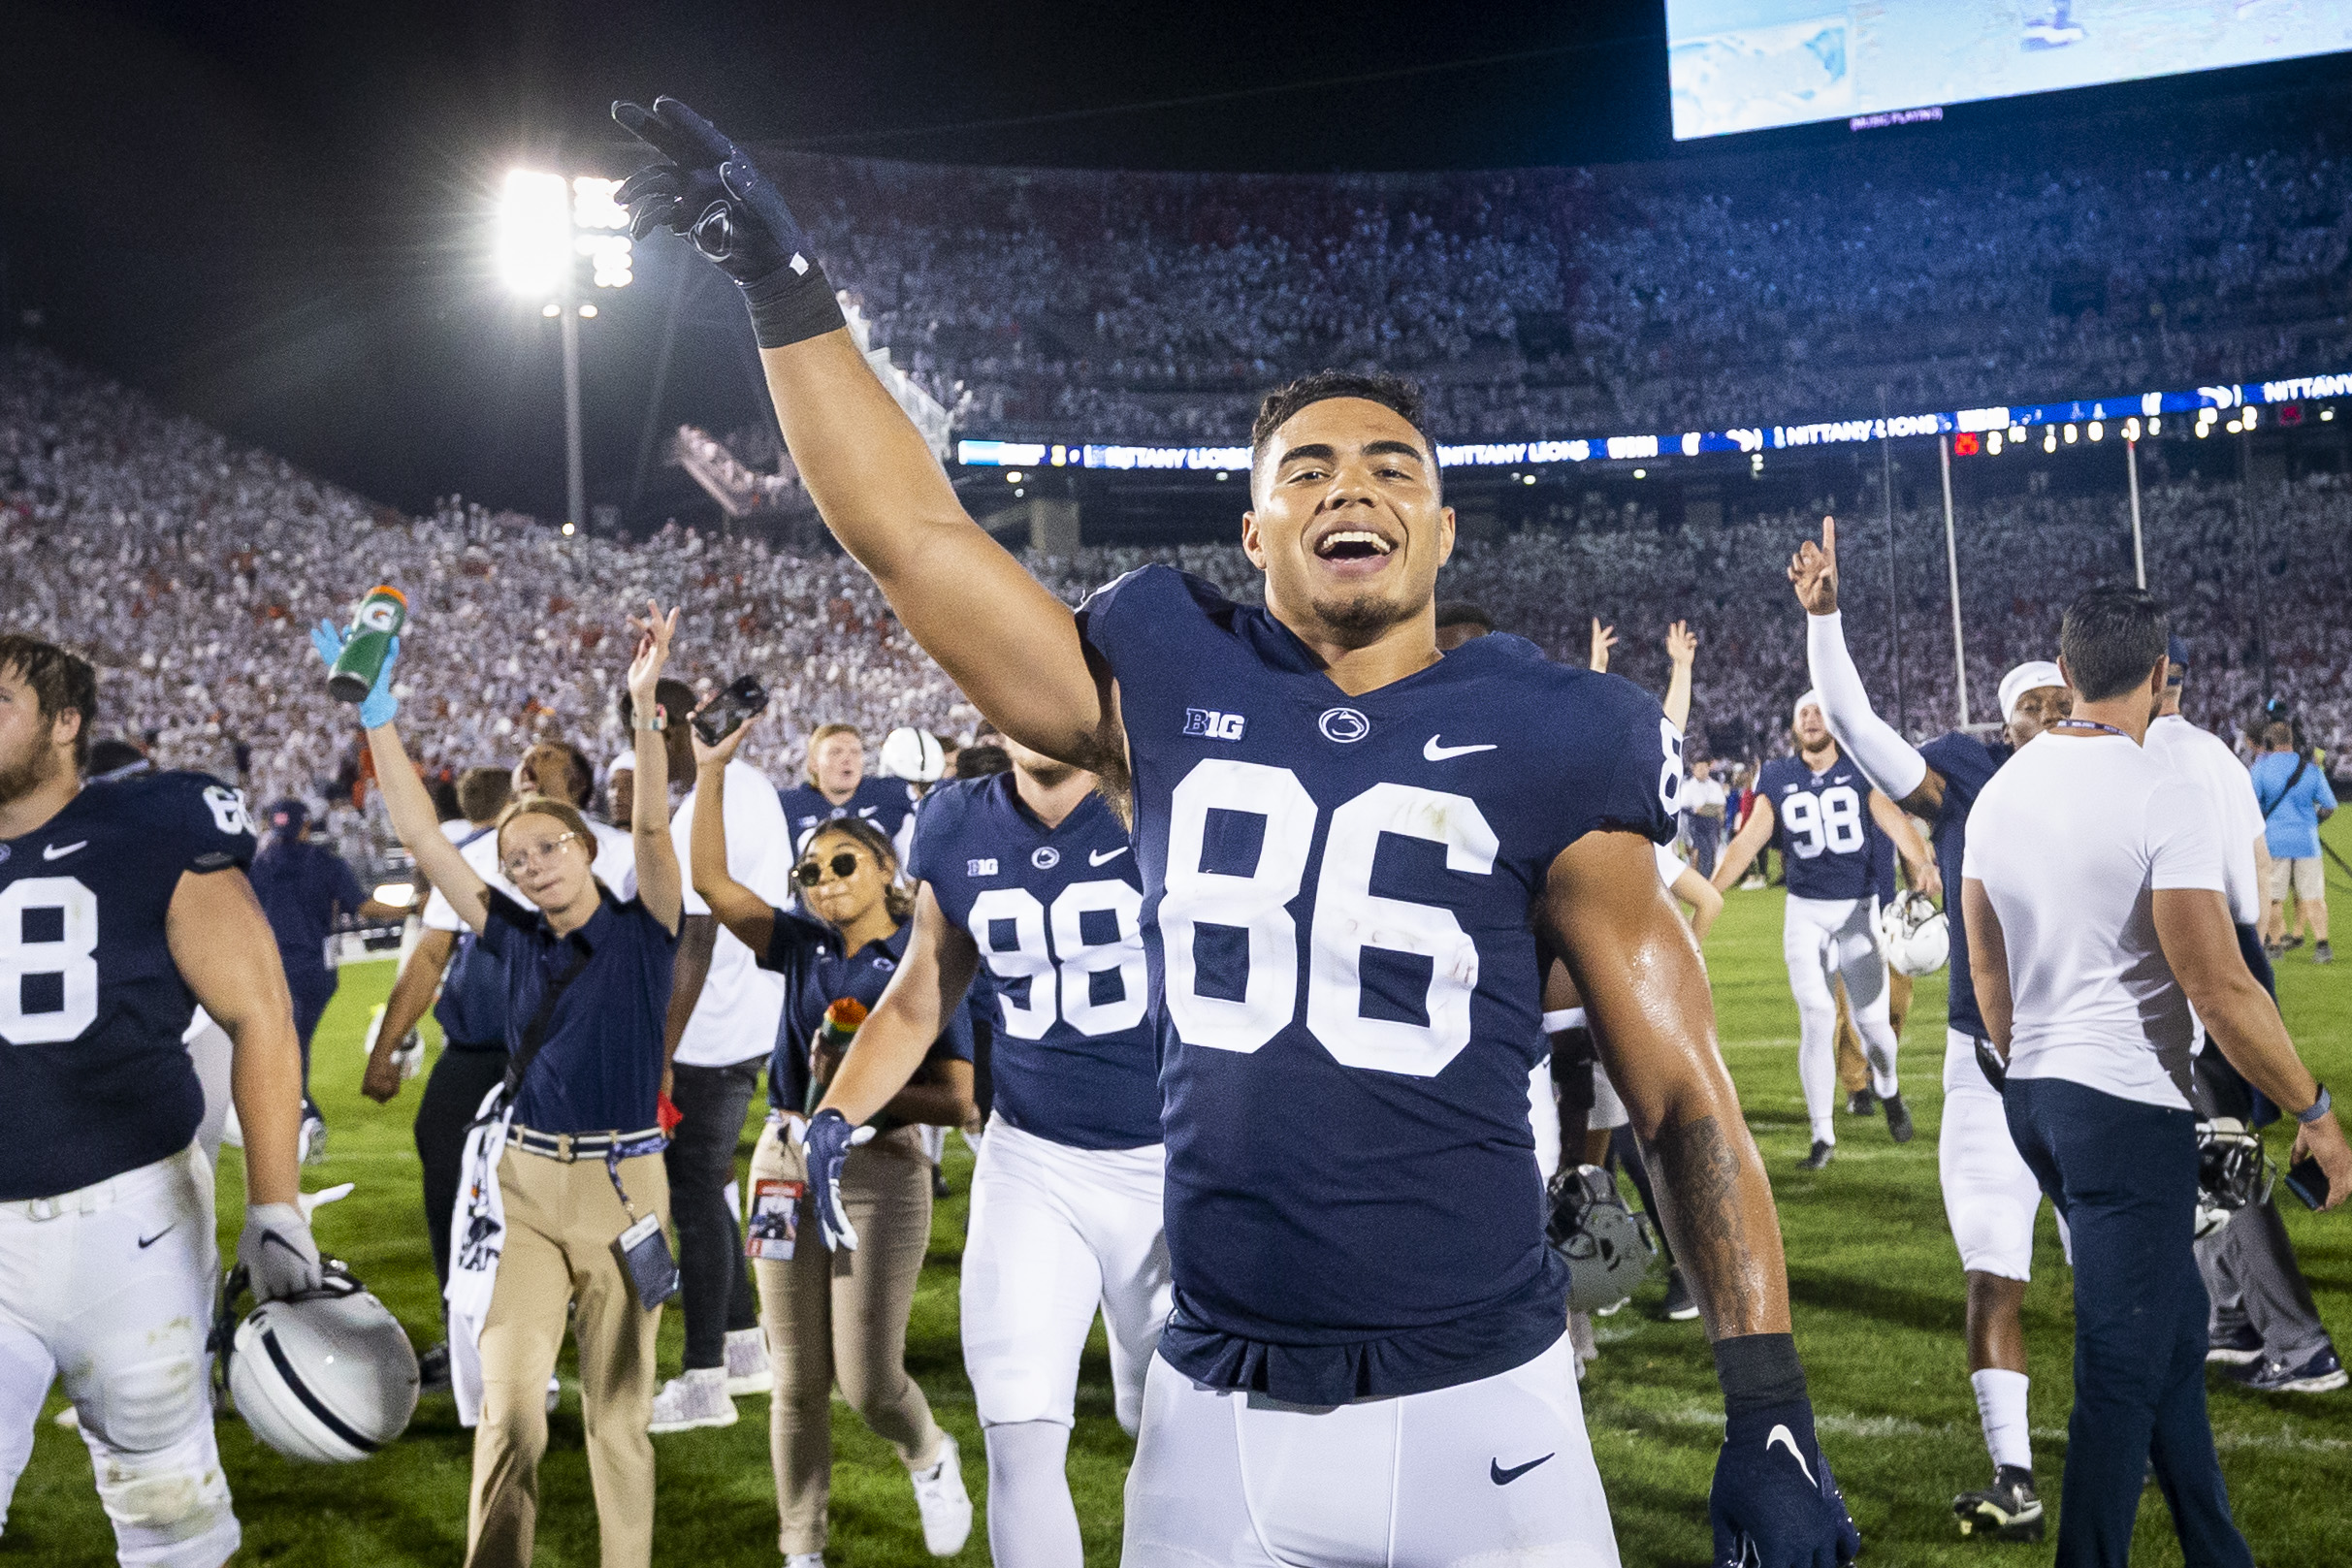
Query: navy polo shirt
xmin=757 ymin=909 xmax=974 ymax=1112
xmin=249 ymin=839 xmax=367 ymax=996
xmin=479 ymin=887 xmax=677 ymax=1135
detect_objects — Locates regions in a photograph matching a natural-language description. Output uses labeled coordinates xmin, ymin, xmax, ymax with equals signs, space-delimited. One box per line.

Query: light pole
xmin=497 ymin=171 xmax=633 ymax=534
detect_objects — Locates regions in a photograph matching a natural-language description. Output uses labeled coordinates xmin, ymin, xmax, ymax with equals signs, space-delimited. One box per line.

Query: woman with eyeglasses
xmin=326 ymin=601 xmax=685 ymax=1568
xmin=690 ymin=718 xmax=977 ymax=1564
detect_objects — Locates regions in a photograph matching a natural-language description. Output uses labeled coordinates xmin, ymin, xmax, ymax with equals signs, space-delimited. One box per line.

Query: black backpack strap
xmin=2259 ymin=753 xmax=2310 ymax=820
xmin=502 ymin=943 xmax=593 ymax=1101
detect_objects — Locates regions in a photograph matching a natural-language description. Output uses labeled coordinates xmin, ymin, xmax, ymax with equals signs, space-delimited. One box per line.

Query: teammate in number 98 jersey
xmin=1076 ymin=563 xmax=1678 ymax=1404
xmin=2 ymin=769 xmax=256 ymax=1199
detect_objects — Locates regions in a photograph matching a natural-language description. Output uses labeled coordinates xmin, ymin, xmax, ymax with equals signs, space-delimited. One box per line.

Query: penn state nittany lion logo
xmin=1317 ymin=707 xmax=1370 ymax=744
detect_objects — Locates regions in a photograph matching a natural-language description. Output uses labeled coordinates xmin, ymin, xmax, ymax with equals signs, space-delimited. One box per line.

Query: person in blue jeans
xmin=1963 ymin=587 xmax=2351 ymax=1568
xmin=2250 ymin=720 xmax=2336 ymax=962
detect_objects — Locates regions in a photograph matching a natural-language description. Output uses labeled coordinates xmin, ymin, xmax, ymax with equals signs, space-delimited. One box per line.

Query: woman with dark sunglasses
xmin=689 ymin=717 xmax=976 ymax=1562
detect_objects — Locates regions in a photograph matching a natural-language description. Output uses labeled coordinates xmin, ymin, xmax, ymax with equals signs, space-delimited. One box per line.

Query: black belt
xmin=505 ymin=1126 xmax=666 ymax=1163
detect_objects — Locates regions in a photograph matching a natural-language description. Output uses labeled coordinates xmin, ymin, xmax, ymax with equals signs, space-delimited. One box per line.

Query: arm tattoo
xmin=1639 ymin=1113 xmax=1763 ymax=1334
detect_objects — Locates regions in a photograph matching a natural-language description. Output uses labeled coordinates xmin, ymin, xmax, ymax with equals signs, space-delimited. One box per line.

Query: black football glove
xmin=1710 ymin=1397 xmax=1860 ymax=1568
xmin=611 ymin=96 xmax=845 ymax=348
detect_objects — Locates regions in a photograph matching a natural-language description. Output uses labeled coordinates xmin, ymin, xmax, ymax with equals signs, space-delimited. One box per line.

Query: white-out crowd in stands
xmin=5 ymin=344 xmax=2342 ymax=847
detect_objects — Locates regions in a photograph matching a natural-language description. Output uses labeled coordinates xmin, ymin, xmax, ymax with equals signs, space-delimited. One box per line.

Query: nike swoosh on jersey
xmin=43 ymin=841 xmax=88 ymax=861
xmin=1767 ymin=1424 xmax=1818 ymax=1486
xmin=1490 ymin=1453 xmax=1555 ymax=1485
xmin=1088 ymin=846 xmax=1130 ymax=866
xmin=136 ymin=1226 xmax=176 ymax=1249
xmin=1423 ymin=736 xmax=1498 ymax=760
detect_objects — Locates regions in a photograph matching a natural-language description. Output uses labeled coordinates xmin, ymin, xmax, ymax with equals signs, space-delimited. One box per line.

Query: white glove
xmin=240 ymin=1202 xmax=323 ymax=1299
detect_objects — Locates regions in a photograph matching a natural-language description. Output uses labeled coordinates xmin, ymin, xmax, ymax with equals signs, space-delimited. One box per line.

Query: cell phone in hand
xmin=2282 ymin=1153 xmax=2333 ymax=1211
xmin=692 ymin=674 xmax=769 ymax=748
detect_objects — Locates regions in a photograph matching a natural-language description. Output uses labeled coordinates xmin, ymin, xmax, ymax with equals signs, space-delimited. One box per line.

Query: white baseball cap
xmin=607 ymin=750 xmax=636 ymax=776
xmin=1998 ymin=660 xmax=2067 ymax=724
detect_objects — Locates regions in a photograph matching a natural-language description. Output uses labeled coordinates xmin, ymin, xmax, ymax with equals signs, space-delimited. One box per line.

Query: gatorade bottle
xmin=328 ymin=586 xmax=408 ymax=704
xmin=805 ymin=997 xmax=867 ymax=1113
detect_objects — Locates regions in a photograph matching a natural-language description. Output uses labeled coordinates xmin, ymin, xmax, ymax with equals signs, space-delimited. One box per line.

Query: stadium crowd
xmin=778 ymin=138 xmax=2352 ymax=442
xmin=4 ymin=344 xmax=2345 ymax=832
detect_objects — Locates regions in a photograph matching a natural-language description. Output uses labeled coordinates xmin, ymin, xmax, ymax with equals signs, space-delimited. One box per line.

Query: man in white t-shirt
xmin=628 ymin=681 xmax=797 ymax=1435
xmin=1681 ymin=756 xmax=1729 ymax=880
xmin=1963 ymin=586 xmax=2350 ymax=1568
xmin=2143 ymin=641 xmax=2342 ymax=1393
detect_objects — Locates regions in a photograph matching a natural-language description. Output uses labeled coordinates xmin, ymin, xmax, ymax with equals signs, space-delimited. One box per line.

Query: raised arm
xmin=1793 ymin=517 xmax=1947 ymax=816
xmin=1663 ymin=621 xmax=1697 ymax=733
xmin=623 ymin=602 xmax=683 ymax=934
xmin=1710 ymin=792 xmax=1777 ymax=892
xmin=687 ymin=722 xmax=776 ymax=957
xmin=1669 ymin=863 xmax=1724 ymax=942
xmin=1868 ymin=788 xmax=1941 ymax=901
xmin=816 ymin=882 xmax=984 ymax=1126
xmin=613 ymin=99 xmax=1116 ymax=774
xmin=1588 ymin=617 xmax=1617 ymax=674
xmin=312 ymin=624 xmax=491 ymax=933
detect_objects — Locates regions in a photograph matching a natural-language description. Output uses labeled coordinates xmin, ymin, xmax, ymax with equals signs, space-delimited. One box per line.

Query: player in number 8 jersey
xmin=1712 ymin=691 xmax=1939 ymax=1168
xmin=621 ymin=102 xmax=1857 ymax=1566
xmin=0 ymin=635 xmax=317 ymax=1568
xmin=819 ymin=734 xmax=1169 ymax=1568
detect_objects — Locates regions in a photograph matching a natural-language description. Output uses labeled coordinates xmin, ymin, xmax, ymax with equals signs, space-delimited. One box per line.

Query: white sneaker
xmin=786 ymin=1556 xmax=824 ymax=1568
xmin=909 ymin=1431 xmax=973 ymax=1555
xmin=649 ymin=1366 xmax=738 ymax=1434
xmin=724 ymin=1327 xmax=772 ymax=1396
xmin=546 ymin=1375 xmax=562 ymax=1416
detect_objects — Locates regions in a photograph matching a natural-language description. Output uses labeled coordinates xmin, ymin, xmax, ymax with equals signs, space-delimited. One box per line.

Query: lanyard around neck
xmin=2051 ymin=719 xmax=2132 ymax=740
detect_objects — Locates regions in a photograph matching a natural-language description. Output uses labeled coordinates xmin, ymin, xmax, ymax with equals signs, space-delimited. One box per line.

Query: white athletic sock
xmin=983 ymin=1420 xmax=1081 ymax=1568
xmin=1797 ymin=1021 xmax=1838 ymax=1145
xmin=1971 ymin=1368 xmax=2031 ymax=1473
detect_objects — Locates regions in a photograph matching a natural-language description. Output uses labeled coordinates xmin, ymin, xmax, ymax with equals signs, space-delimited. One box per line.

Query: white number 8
xmin=0 ymin=877 xmax=101 ymax=1045
xmin=1658 ymin=719 xmax=1685 ymax=816
xmin=205 ymin=785 xmax=255 ymax=838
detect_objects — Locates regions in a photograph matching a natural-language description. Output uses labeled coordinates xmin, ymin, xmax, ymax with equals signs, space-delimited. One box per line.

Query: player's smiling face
xmin=1243 ymin=398 xmax=1454 ymax=647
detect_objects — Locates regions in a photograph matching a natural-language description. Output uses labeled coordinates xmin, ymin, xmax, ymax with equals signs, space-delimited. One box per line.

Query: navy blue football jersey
xmin=1918 ymin=731 xmax=2006 ymax=1040
xmin=778 ymin=776 xmax=920 ymax=856
xmin=1756 ymin=752 xmax=1884 ymax=901
xmin=1 ymin=771 xmax=257 ymax=1200
xmin=908 ymin=773 xmax=1161 ymax=1151
xmin=1077 ymin=564 xmax=1678 ymax=1402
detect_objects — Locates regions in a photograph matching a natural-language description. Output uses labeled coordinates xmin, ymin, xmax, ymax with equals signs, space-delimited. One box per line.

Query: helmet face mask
xmin=214 ymin=1261 xmax=420 ymax=1463
xmin=2194 ymin=1117 xmax=2273 ymax=1240
xmin=1546 ymin=1165 xmax=1658 ymax=1314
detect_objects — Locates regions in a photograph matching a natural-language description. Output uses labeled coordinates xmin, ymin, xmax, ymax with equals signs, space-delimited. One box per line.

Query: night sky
xmin=1 ymin=2 xmax=2334 ymax=524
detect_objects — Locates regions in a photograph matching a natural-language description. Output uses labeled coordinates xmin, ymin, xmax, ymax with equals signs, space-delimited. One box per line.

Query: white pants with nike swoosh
xmin=1123 ymin=1334 xmax=1620 ymax=1566
xmin=0 ymin=1150 xmax=239 ymax=1568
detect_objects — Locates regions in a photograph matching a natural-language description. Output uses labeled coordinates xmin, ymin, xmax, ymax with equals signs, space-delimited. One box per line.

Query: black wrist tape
xmin=1713 ymin=1331 xmax=1808 ymax=1416
xmin=743 ymin=258 xmax=847 ymax=350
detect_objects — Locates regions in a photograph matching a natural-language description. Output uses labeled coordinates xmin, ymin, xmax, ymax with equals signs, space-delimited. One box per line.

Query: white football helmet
xmin=1878 ymin=890 xmax=1950 ymax=976
xmin=1546 ymin=1166 xmax=1658 ymax=1314
xmin=2194 ymin=1117 xmax=2273 ymax=1240
xmin=217 ymin=1261 xmax=420 ymax=1462
xmin=879 ymin=726 xmax=945 ymax=784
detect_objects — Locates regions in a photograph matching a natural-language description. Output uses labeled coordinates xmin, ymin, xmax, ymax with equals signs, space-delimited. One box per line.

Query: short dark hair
xmin=457 ymin=765 xmax=514 ymax=824
xmin=2058 ymin=586 xmax=2170 ymax=704
xmin=1250 ymin=370 xmax=1438 ymax=488
xmin=955 ymin=743 xmax=1012 ymax=778
xmin=0 ymin=634 xmax=98 ymax=769
xmin=1434 ymin=602 xmax=1494 ymax=634
xmin=618 ymin=679 xmax=696 ymax=734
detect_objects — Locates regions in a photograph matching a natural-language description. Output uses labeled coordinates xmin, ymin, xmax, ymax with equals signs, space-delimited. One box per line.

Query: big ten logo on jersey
xmin=969 ymin=878 xmax=1147 ymax=1040
xmin=1182 ymin=708 xmax=1246 ymax=742
xmin=966 ymin=857 xmax=1000 ymax=877
xmin=1 ymin=876 xmax=99 ymax=1043
xmin=1782 ymin=784 xmax=1864 ymax=858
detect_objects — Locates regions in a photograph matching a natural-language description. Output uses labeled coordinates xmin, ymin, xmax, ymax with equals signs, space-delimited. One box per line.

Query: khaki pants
xmin=467 ymin=1144 xmax=669 ymax=1568
xmin=751 ymin=1118 xmax=944 ymax=1556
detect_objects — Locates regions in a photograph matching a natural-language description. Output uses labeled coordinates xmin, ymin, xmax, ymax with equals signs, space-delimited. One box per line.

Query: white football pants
xmin=1783 ymin=894 xmax=1900 ymax=1144
xmin=1123 ymin=1334 xmax=1619 ymax=1567
xmin=0 ymin=1152 xmax=238 ymax=1568
xmin=1939 ymin=1031 xmax=2066 ymax=1281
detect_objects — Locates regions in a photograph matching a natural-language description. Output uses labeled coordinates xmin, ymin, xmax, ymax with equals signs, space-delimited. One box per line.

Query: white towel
xmin=446 ymin=1081 xmax=514 ymax=1428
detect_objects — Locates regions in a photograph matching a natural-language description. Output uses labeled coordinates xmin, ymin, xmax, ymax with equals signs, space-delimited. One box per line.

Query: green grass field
xmin=11 ymin=821 xmax=2350 ymax=1566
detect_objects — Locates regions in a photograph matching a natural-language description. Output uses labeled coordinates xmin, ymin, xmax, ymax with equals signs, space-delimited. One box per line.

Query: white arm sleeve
xmin=1806 ymin=610 xmax=1929 ymax=801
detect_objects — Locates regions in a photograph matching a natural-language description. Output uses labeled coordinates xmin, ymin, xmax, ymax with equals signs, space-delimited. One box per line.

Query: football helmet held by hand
xmin=1878 ymin=890 xmax=1950 ymax=976
xmin=214 ymin=1260 xmax=420 ymax=1462
xmin=1546 ymin=1165 xmax=1658 ymax=1314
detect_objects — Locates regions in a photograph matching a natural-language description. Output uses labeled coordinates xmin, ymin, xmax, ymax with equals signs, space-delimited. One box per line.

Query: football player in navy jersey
xmin=618 ymin=96 xmax=1858 ymax=1566
xmin=778 ymin=721 xmax=922 ymax=864
xmin=803 ymin=731 xmax=1168 ymax=1568
xmin=1711 ymin=689 xmax=1938 ymax=1168
xmin=0 ymin=634 xmax=317 ymax=1568
xmin=1794 ymin=519 xmax=2075 ymax=1542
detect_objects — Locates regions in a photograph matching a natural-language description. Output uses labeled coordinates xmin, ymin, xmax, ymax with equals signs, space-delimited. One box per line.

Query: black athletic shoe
xmin=2207 ymin=1323 xmax=2264 ymax=1365
xmin=2233 ymin=1345 xmax=2348 ymax=1393
xmin=1660 ymin=1267 xmax=1701 ymax=1322
xmin=1885 ymin=1093 xmax=1916 ymax=1144
xmin=1798 ymin=1140 xmax=1834 ymax=1170
xmin=2283 ymin=935 xmax=2305 ymax=951
xmin=932 ymin=1167 xmax=950 ymax=1200
xmin=1846 ymin=1087 xmax=1878 ymax=1116
xmin=2317 ymin=941 xmax=2334 ymax=965
xmin=418 ymin=1342 xmax=452 ymax=1395
xmin=1954 ymin=1466 xmax=2045 ymax=1541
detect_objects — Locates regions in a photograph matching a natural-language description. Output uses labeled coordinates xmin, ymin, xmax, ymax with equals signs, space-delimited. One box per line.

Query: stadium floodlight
xmin=498 ymin=171 xmax=572 ymax=298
